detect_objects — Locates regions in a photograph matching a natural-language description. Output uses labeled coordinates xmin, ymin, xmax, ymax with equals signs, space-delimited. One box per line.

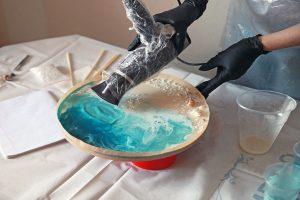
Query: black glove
xmin=196 ymin=35 xmax=270 ymax=98
xmin=128 ymin=0 xmax=208 ymax=53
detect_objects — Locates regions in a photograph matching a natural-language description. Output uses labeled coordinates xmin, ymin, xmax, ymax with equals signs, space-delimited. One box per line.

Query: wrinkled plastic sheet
xmin=224 ymin=0 xmax=300 ymax=99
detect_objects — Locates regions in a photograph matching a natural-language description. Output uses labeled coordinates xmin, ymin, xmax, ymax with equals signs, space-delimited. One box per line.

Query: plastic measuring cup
xmin=264 ymin=162 xmax=300 ymax=200
xmin=237 ymin=90 xmax=297 ymax=155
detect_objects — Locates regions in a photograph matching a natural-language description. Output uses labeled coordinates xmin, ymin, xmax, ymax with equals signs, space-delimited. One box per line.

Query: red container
xmin=132 ymin=155 xmax=177 ymax=170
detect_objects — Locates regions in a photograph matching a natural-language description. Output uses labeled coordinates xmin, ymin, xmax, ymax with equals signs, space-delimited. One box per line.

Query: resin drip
xmin=58 ymin=84 xmax=194 ymax=152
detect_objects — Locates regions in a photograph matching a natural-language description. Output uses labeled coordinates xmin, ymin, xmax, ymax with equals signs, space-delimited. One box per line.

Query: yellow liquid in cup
xmin=240 ymin=136 xmax=273 ymax=155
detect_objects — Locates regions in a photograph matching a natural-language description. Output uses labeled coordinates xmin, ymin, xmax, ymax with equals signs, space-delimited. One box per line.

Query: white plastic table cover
xmin=0 ymin=35 xmax=299 ymax=200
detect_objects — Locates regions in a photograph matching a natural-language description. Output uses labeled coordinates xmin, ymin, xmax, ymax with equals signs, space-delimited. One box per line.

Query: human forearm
xmin=260 ymin=24 xmax=300 ymax=51
xmin=196 ymin=24 xmax=300 ymax=97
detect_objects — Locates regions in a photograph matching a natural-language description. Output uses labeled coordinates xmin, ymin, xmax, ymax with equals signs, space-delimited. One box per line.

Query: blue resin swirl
xmin=58 ymin=85 xmax=193 ymax=152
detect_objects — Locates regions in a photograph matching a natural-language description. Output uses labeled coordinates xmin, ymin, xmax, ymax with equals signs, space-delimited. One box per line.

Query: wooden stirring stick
xmin=66 ymin=53 xmax=75 ymax=86
xmin=84 ymin=50 xmax=107 ymax=80
xmin=89 ymin=54 xmax=121 ymax=81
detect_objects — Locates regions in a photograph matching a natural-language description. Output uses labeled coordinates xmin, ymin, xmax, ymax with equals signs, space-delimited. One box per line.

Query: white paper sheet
xmin=0 ymin=90 xmax=64 ymax=158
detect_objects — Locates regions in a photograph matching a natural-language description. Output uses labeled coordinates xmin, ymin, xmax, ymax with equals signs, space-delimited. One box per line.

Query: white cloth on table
xmin=0 ymin=90 xmax=64 ymax=158
xmin=0 ymin=35 xmax=81 ymax=101
xmin=209 ymin=167 xmax=265 ymax=200
xmin=0 ymin=35 xmax=299 ymax=200
xmin=185 ymin=73 xmax=300 ymax=200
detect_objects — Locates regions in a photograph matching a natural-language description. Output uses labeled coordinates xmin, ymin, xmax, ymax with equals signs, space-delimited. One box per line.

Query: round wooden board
xmin=57 ymin=73 xmax=210 ymax=161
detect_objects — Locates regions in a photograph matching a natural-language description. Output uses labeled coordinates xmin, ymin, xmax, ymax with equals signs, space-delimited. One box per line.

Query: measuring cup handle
xmin=279 ymin=154 xmax=294 ymax=163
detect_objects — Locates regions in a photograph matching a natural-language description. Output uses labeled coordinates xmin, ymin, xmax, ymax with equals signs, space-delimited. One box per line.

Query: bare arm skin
xmin=260 ymin=24 xmax=300 ymax=51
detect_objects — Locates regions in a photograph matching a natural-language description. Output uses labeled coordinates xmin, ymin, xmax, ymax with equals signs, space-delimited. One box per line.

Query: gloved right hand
xmin=128 ymin=0 xmax=208 ymax=53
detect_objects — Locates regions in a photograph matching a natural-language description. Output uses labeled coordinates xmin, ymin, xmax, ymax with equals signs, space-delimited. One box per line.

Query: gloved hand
xmin=196 ymin=35 xmax=270 ymax=98
xmin=128 ymin=0 xmax=208 ymax=53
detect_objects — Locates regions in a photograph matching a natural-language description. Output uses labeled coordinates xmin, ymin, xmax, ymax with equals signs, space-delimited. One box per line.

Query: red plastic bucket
xmin=132 ymin=155 xmax=177 ymax=170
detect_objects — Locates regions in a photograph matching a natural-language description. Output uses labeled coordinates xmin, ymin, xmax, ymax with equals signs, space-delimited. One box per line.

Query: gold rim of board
xmin=57 ymin=73 xmax=210 ymax=161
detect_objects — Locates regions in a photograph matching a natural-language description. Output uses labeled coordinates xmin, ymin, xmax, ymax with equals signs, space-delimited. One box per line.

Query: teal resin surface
xmin=58 ymin=84 xmax=194 ymax=153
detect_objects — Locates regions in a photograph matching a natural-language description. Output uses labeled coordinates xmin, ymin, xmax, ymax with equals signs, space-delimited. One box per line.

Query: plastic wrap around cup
xmin=236 ymin=91 xmax=297 ymax=155
xmin=279 ymin=141 xmax=300 ymax=166
xmin=264 ymin=163 xmax=300 ymax=200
